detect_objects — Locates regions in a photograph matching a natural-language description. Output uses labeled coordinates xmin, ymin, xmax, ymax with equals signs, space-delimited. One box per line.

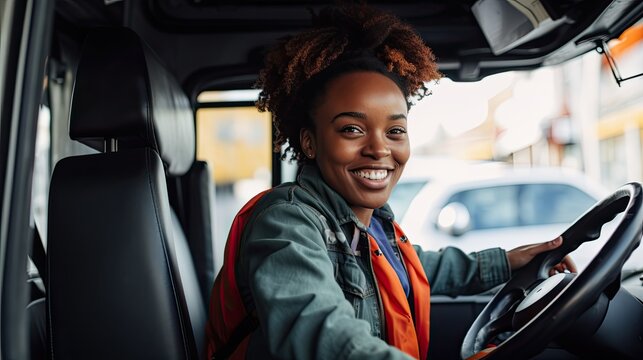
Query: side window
xmin=29 ymin=51 xmax=51 ymax=284
xmin=28 ymin=101 xmax=51 ymax=280
xmin=447 ymin=185 xmax=519 ymax=231
xmin=446 ymin=183 xmax=596 ymax=232
xmin=31 ymin=103 xmax=50 ymax=238
xmin=520 ymin=184 xmax=595 ymax=225
xmin=195 ymin=90 xmax=272 ymax=244
xmin=196 ymin=106 xmax=271 ymax=190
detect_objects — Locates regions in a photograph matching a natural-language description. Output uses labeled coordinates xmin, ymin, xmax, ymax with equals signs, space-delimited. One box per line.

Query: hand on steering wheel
xmin=507 ymin=237 xmax=577 ymax=276
xmin=461 ymin=183 xmax=643 ymax=360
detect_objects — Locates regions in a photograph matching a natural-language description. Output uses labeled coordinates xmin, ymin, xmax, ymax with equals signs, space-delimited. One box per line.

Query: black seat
xmin=47 ymin=27 xmax=205 ymax=359
xmin=168 ymin=160 xmax=218 ymax=306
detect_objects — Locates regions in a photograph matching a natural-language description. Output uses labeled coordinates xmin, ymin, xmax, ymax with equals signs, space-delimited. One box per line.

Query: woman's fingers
xmin=561 ymin=255 xmax=577 ymax=273
xmin=547 ymin=255 xmax=578 ymax=276
xmin=508 ymin=236 xmax=579 ymax=275
xmin=524 ymin=237 xmax=563 ymax=257
xmin=507 ymin=236 xmax=565 ymax=270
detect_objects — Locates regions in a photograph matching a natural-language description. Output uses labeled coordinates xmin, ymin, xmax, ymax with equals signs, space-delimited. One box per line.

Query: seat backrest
xmin=168 ymin=160 xmax=218 ymax=305
xmin=47 ymin=27 xmax=205 ymax=359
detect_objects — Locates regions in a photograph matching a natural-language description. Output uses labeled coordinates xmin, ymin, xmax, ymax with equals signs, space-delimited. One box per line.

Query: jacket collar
xmin=296 ymin=164 xmax=395 ymax=230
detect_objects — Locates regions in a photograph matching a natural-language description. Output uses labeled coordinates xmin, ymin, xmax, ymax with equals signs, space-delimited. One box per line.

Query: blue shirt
xmin=368 ymin=216 xmax=410 ymax=297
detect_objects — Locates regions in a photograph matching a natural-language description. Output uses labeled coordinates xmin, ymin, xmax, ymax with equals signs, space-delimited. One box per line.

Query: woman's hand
xmin=506 ymin=236 xmax=577 ymax=276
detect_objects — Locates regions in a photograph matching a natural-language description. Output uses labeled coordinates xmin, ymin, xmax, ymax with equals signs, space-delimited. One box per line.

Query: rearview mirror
xmin=436 ymin=202 xmax=471 ymax=237
xmin=594 ymin=23 xmax=643 ymax=87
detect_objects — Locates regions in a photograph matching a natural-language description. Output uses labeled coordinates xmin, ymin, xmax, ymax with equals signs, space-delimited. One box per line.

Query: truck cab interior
xmin=1 ymin=0 xmax=643 ymax=359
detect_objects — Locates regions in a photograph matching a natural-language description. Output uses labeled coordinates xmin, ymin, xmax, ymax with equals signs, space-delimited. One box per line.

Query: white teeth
xmin=353 ymin=169 xmax=388 ymax=180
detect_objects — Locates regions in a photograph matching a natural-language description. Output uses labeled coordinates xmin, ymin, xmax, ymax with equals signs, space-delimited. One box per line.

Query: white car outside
xmin=389 ymin=157 xmax=505 ymax=220
xmin=393 ymin=165 xmax=641 ymax=272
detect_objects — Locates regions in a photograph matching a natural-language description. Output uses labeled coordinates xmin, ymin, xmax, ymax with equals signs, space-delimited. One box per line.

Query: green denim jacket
xmin=236 ymin=165 xmax=511 ymax=359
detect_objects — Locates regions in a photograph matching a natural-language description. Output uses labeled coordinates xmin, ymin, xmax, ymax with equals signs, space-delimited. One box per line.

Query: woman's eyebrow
xmin=332 ymin=111 xmax=367 ymax=122
xmin=331 ymin=112 xmax=407 ymax=122
xmin=389 ymin=114 xmax=407 ymax=121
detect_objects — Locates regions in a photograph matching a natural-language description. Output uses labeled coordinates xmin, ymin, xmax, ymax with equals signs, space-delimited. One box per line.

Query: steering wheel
xmin=461 ymin=182 xmax=643 ymax=360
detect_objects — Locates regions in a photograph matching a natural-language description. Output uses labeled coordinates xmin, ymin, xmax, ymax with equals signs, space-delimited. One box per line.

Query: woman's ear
xmin=300 ymin=128 xmax=316 ymax=159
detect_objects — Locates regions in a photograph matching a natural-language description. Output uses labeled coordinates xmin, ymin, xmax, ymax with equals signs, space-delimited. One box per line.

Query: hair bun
xmin=313 ymin=5 xmax=392 ymax=51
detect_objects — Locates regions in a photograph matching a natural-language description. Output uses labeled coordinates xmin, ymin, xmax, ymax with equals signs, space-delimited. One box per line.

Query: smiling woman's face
xmin=301 ymin=71 xmax=410 ymax=224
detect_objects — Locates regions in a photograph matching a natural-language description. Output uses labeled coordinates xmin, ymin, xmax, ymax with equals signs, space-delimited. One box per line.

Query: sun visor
xmin=472 ymin=0 xmax=566 ymax=55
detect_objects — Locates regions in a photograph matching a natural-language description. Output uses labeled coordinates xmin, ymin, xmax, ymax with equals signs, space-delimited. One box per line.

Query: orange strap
xmin=207 ymin=190 xmax=270 ymax=360
xmin=369 ymin=223 xmax=431 ymax=359
xmin=466 ymin=347 xmax=494 ymax=360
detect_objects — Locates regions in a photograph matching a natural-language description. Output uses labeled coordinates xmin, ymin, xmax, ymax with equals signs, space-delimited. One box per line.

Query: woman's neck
xmin=351 ymin=206 xmax=374 ymax=227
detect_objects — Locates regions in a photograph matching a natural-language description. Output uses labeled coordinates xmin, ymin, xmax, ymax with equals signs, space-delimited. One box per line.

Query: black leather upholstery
xmin=69 ymin=27 xmax=195 ymax=176
xmin=168 ymin=160 xmax=217 ymax=305
xmin=47 ymin=27 xmax=205 ymax=359
xmin=171 ymin=210 xmax=207 ymax=353
xmin=49 ymin=150 xmax=195 ymax=359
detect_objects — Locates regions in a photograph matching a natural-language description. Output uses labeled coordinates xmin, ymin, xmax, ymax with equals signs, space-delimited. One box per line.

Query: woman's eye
xmin=389 ymin=127 xmax=407 ymax=135
xmin=341 ymin=125 xmax=363 ymax=134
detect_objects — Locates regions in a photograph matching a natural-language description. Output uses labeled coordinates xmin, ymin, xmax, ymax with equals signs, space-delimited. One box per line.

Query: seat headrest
xmin=70 ymin=27 xmax=195 ymax=176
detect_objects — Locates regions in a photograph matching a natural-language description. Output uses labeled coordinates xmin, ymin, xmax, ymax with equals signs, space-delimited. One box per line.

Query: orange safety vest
xmin=206 ymin=191 xmax=431 ymax=359
xmin=369 ymin=223 xmax=431 ymax=359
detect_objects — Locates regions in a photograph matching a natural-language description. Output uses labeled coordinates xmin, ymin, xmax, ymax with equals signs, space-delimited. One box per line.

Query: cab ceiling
xmin=53 ymin=0 xmax=643 ymax=95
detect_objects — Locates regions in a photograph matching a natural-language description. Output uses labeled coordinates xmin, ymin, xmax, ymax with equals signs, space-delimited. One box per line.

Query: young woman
xmin=207 ymin=5 xmax=575 ymax=359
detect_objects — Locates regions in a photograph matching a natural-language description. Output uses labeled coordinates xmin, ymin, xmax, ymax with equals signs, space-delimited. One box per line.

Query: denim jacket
xmin=236 ymin=165 xmax=510 ymax=359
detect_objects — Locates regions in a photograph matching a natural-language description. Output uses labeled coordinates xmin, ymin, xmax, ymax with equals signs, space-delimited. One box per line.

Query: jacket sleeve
xmin=237 ymin=201 xmax=413 ymax=360
xmin=413 ymin=246 xmax=511 ymax=297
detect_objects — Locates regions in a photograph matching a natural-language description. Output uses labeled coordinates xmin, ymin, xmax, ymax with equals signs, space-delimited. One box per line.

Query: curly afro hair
xmin=255 ymin=4 xmax=442 ymax=163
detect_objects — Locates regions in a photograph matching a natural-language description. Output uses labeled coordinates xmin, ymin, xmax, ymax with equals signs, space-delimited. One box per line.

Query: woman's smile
xmin=350 ymin=167 xmax=393 ymax=188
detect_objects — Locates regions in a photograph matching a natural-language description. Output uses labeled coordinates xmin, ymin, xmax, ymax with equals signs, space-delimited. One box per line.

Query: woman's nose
xmin=362 ymin=134 xmax=391 ymax=159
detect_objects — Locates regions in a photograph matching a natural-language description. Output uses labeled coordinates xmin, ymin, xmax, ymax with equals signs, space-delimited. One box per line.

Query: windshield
xmin=385 ymin=30 xmax=643 ymax=273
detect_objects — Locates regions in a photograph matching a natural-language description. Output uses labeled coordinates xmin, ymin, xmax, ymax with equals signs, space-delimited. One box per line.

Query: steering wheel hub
xmin=513 ymin=273 xmax=575 ymax=329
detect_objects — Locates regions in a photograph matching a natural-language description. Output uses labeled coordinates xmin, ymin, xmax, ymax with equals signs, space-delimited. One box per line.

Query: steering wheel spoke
xmin=474 ymin=295 xmax=521 ymax=351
